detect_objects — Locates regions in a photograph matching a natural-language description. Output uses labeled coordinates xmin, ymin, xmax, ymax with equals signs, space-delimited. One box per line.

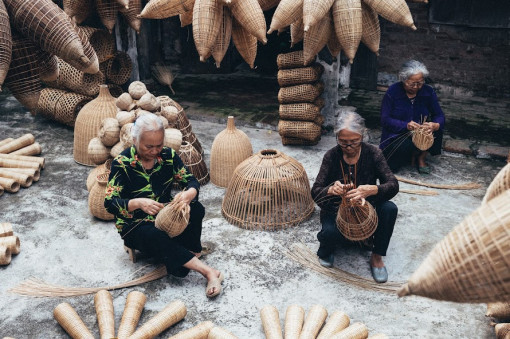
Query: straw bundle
xmin=140 ymin=0 xmax=195 ymax=19
xmin=54 ymin=303 xmax=95 ymax=339
xmin=0 ymin=245 xmax=11 ymax=265
xmin=63 ymin=0 xmax=94 ymax=24
xmin=278 ymin=120 xmax=321 ymax=142
xmin=0 ymin=152 xmax=45 ymax=169
xmin=303 ymin=0 xmax=334 ymax=31
xmin=94 ymin=290 xmax=115 ymax=339
xmin=89 ymin=172 xmax=115 ymax=220
xmin=208 ymin=327 xmax=238 ymax=339
xmin=486 ymin=302 xmax=510 ymax=319
xmin=299 ymin=305 xmax=328 ymax=339
xmin=98 ymin=118 xmax=121 ymax=147
xmin=49 ymin=57 xmax=104 ymax=97
xmin=260 ymin=305 xmax=283 ymax=339
xmin=193 ymin=0 xmax=223 ymax=62
xmin=210 ymin=116 xmax=253 ymax=188
xmin=330 ymin=322 xmax=368 ymax=339
xmin=316 ymin=311 xmax=350 ymax=339
xmin=222 ymin=149 xmax=315 ymax=230
xmin=279 ymin=103 xmax=320 ymax=122
xmin=0 ymin=134 xmax=35 ymax=154
xmin=0 ymin=222 xmax=13 ymax=237
xmin=482 ymin=163 xmax=510 ymax=204
xmin=362 ymin=0 xmax=415 ymax=30
xmin=129 ymin=81 xmax=147 ymax=100
xmin=88 ymin=137 xmax=111 ymax=165
xmin=360 ymin=2 xmax=380 ymax=55
xmin=303 ymin=13 xmax=332 ymax=65
xmin=211 ymin=7 xmax=233 ymax=68
xmin=155 ymin=195 xmax=191 ymax=237
xmin=229 ymin=0 xmax=267 ymax=43
xmin=284 ymin=305 xmax=304 ymax=339
xmin=268 ymin=0 xmax=304 ymax=34
xmin=331 ymin=0 xmax=362 ymax=63
xmin=411 ymin=126 xmax=434 ymax=151
xmin=128 ymin=300 xmax=187 ymax=339
xmin=9 ymin=142 xmax=41 ymax=156
xmin=152 ymin=64 xmax=176 ymax=95
xmin=0 ymin=168 xmax=33 ymax=188
xmin=278 ymin=83 xmax=322 ymax=104
xmin=96 ymin=0 xmax=120 ymax=32
xmin=119 ymin=0 xmax=143 ymax=33
xmin=101 ymin=51 xmax=133 ymax=85
xmin=231 ymin=17 xmax=257 ymax=68
xmin=277 ymin=65 xmax=323 ymax=87
xmin=0 ymin=177 xmax=20 ymax=193
xmin=169 ymin=321 xmax=214 ymax=339
xmin=178 ymin=141 xmax=210 ymax=185
xmin=495 ymin=323 xmax=510 ymax=339
xmin=290 ymin=19 xmax=304 ymax=47
xmin=398 ymin=190 xmax=510 ymax=303
xmin=77 ymin=26 xmax=116 ymax=63
xmin=336 ymin=199 xmax=378 ymax=241
xmin=0 ymin=0 xmax=11 ymax=91
xmin=117 ymin=291 xmax=147 ymax=339
xmin=180 ymin=10 xmax=194 ymax=27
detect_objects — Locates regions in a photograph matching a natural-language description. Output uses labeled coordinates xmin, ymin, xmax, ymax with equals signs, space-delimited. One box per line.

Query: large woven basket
xmin=0 ymin=0 xmax=11 ymax=91
xmin=101 ymin=51 xmax=132 ymax=85
xmin=362 ymin=0 xmax=416 ymax=30
xmin=277 ymin=65 xmax=323 ymax=87
xmin=331 ymin=0 xmax=362 ymax=63
xmin=303 ymin=14 xmax=332 ymax=65
xmin=49 ymin=57 xmax=104 ymax=97
xmin=139 ymin=0 xmax=194 ymax=19
xmin=178 ymin=141 xmax=209 ymax=185
xmin=74 ymin=85 xmax=118 ymax=166
xmin=96 ymin=0 xmax=119 ymax=32
xmin=398 ymin=190 xmax=510 ymax=303
xmin=279 ymin=103 xmax=320 ymax=122
xmin=268 ymin=0 xmax=304 ymax=35
xmin=88 ymin=172 xmax=114 ymax=220
xmin=210 ymin=116 xmax=253 ymax=188
xmin=77 ymin=26 xmax=116 ymax=63
xmin=63 ymin=0 xmax=93 ymax=24
xmin=495 ymin=323 xmax=510 ymax=339
xmin=222 ymin=149 xmax=315 ymax=230
xmin=360 ymin=2 xmax=380 ymax=55
xmin=119 ymin=0 xmax=143 ymax=33
xmin=229 ymin=0 xmax=266 ymax=43
xmin=155 ymin=196 xmax=191 ymax=238
xmin=193 ymin=0 xmax=223 ymax=62
xmin=278 ymin=120 xmax=321 ymax=142
xmin=482 ymin=163 xmax=510 ymax=204
xmin=38 ymin=88 xmax=92 ymax=127
xmin=336 ymin=199 xmax=378 ymax=241
xmin=281 ymin=136 xmax=320 ymax=146
xmin=303 ymin=0 xmax=334 ymax=30
xmin=278 ymin=83 xmax=322 ymax=104
xmin=411 ymin=126 xmax=434 ymax=151
xmin=231 ymin=17 xmax=257 ymax=69
xmin=277 ymin=50 xmax=311 ymax=69
xmin=211 ymin=7 xmax=232 ymax=68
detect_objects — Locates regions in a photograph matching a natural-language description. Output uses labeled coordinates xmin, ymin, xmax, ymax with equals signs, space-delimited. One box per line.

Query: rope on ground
xmin=395 ymin=175 xmax=481 ymax=190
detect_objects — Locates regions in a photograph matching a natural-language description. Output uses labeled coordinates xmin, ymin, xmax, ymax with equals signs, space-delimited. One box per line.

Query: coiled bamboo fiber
xmin=0 ymin=153 xmax=45 ymax=169
xmin=329 ymin=322 xmax=368 ymax=339
xmin=0 ymin=177 xmax=20 ymax=193
xmin=284 ymin=305 xmax=304 ymax=339
xmin=486 ymin=302 xmax=510 ymax=319
xmin=119 ymin=0 xmax=143 ymax=33
xmin=316 ymin=311 xmax=350 ymax=339
xmin=10 ymin=143 xmax=42 ymax=156
xmin=0 ymin=134 xmax=35 ymax=154
xmin=268 ymin=0 xmax=303 ymax=34
xmin=495 ymin=323 xmax=510 ymax=339
xmin=231 ymin=17 xmax=257 ymax=69
xmin=193 ymin=0 xmax=223 ymax=62
xmin=299 ymin=305 xmax=327 ymax=339
xmin=128 ymin=300 xmax=187 ymax=339
xmin=304 ymin=13 xmax=332 ymax=65
xmin=0 ymin=245 xmax=11 ymax=265
xmin=94 ymin=290 xmax=115 ymax=339
xmin=4 ymin=168 xmax=40 ymax=182
xmin=89 ymin=172 xmax=114 ymax=220
xmin=332 ymin=0 xmax=362 ymax=63
xmin=208 ymin=327 xmax=238 ymax=339
xmin=261 ymin=305 xmax=283 ymax=339
xmin=53 ymin=303 xmax=95 ymax=339
xmin=117 ymin=291 xmax=147 ymax=339
xmin=229 ymin=0 xmax=267 ymax=43
xmin=362 ymin=0 xmax=416 ymax=30
xmin=96 ymin=0 xmax=120 ymax=32
xmin=140 ymin=0 xmax=195 ymax=19
xmin=0 ymin=158 xmax=40 ymax=170
xmin=0 ymin=0 xmax=11 ymax=91
xmin=0 ymin=236 xmax=20 ymax=255
xmin=482 ymin=162 xmax=509 ymax=204
xmin=0 ymin=169 xmax=33 ymax=188
xmin=360 ymin=2 xmax=380 ymax=55
xmin=169 ymin=321 xmax=214 ymax=339
xmin=303 ymin=0 xmax=334 ymax=31
xmin=212 ymin=7 xmax=233 ymax=68
xmin=64 ymin=0 xmax=94 ymax=24
xmin=398 ymin=190 xmax=510 ymax=303
xmin=0 ymin=222 xmax=13 ymax=237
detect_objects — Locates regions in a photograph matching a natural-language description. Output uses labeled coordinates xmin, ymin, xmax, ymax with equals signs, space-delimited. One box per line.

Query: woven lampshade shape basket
xmin=210 ymin=116 xmax=253 ymax=188
xmin=155 ymin=196 xmax=191 ymax=238
xmin=178 ymin=141 xmax=210 ymax=185
xmin=0 ymin=0 xmax=11 ymax=91
xmin=277 ymin=65 xmax=324 ymax=87
xmin=77 ymin=26 xmax=116 ymax=63
xmin=49 ymin=57 xmax=104 ymax=97
xmin=63 ymin=0 xmax=93 ymax=24
xmin=360 ymin=2 xmax=380 ymax=55
xmin=222 ymin=149 xmax=315 ymax=230
xmin=231 ymin=17 xmax=257 ymax=69
xmin=278 ymin=83 xmax=322 ymax=104
xmin=260 ymin=305 xmax=283 ymax=339
xmin=119 ymin=0 xmax=143 ymax=33
xmin=192 ymin=0 xmax=223 ymax=62
xmin=303 ymin=14 xmax=332 ymax=65
xmin=362 ymin=0 xmax=416 ymax=30
xmin=398 ymin=190 xmax=510 ymax=303
xmin=279 ymin=103 xmax=320 ymax=122
xmin=268 ymin=0 xmax=304 ymax=35
xmin=88 ymin=172 xmax=114 ymax=220
xmin=278 ymin=120 xmax=321 ymax=142
xmin=228 ymin=0 xmax=267 ymax=43
xmin=411 ymin=126 xmax=434 ymax=151
xmin=86 ymin=158 xmax=112 ymax=191
xmin=331 ymin=0 xmax=362 ymax=63
xmin=74 ymin=85 xmax=118 ymax=166
xmin=483 ymin=163 xmax=510 ymax=204
xmin=100 ymin=51 xmax=132 ymax=85
xmin=336 ymin=199 xmax=378 ymax=241
xmin=38 ymin=88 xmax=92 ymax=127
xmin=140 ymin=0 xmax=194 ymax=19
xmin=96 ymin=0 xmax=119 ymax=32
xmin=211 ymin=7 xmax=232 ymax=68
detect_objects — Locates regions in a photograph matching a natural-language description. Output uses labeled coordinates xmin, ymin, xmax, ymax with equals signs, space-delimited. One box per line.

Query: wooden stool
xmin=124 ymin=245 xmax=137 ymax=263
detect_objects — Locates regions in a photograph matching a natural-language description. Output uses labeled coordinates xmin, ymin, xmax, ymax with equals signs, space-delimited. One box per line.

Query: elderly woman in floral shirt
xmin=104 ymin=114 xmax=223 ymax=298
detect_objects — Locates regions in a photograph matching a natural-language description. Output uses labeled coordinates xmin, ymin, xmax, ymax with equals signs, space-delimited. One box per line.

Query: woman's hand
xmin=422 ymin=121 xmax=439 ymax=132
xmin=407 ymin=120 xmax=420 ymax=131
xmin=344 ymin=185 xmax=378 ymax=202
xmin=173 ymin=188 xmax=198 ymax=209
xmin=327 ymin=181 xmax=354 ymax=196
xmin=129 ymin=198 xmax=164 ymax=215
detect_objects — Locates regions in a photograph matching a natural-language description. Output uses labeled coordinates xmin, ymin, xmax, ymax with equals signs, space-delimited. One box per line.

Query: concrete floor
xmin=0 ymin=93 xmax=506 ymax=338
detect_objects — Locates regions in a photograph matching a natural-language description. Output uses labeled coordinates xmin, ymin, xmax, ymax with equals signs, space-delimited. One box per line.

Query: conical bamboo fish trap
xmin=290 ymin=19 xmax=304 ymax=48
xmin=0 ymin=236 xmax=20 ymax=255
xmin=38 ymin=88 xmax=92 ymax=127
xmin=73 ymin=22 xmax=100 ymax=75
xmin=336 ymin=199 xmax=378 ymax=241
xmin=49 ymin=57 xmax=104 ymax=97
xmin=495 ymin=323 xmax=510 ymax=339
xmin=279 ymin=103 xmax=320 ymax=122
xmin=284 ymin=305 xmax=304 ymax=339
xmin=0 ymin=185 xmax=3 ymax=197
xmin=332 ymin=0 xmax=362 ymax=63
xmin=278 ymin=83 xmax=322 ymax=104
xmin=211 ymin=7 xmax=233 ymax=68
xmin=330 ymin=322 xmax=368 ymax=339
xmin=362 ymin=0 xmax=416 ymax=30
xmin=0 ymin=133 xmax=35 ymax=154
xmin=300 ymin=305 xmax=328 ymax=339
xmin=128 ymin=300 xmax=187 ymax=339
xmin=119 ymin=0 xmax=143 ymax=33
xmin=53 ymin=303 xmax=95 ymax=339
xmin=360 ymin=2 xmax=380 ymax=55
xmin=327 ymin=27 xmax=342 ymax=58
xmin=277 ymin=65 xmax=323 ymax=87
xmin=101 ymin=51 xmax=133 ymax=85
xmin=0 ymin=0 xmax=11 ymax=91
xmin=180 ymin=10 xmax=194 ymax=27
xmin=231 ymin=17 xmax=257 ymax=69
xmin=210 ymin=116 xmax=253 ymax=188
xmin=74 ymin=85 xmax=118 ymax=166
xmin=0 ymin=157 xmax=40 ymax=171
xmin=140 ymin=0 xmax=194 ymax=19
xmin=77 ymin=26 xmax=116 ymax=63
xmin=229 ymin=0 xmax=267 ymax=43
xmin=178 ymin=141 xmax=210 ymax=185
xmin=278 ymin=120 xmax=321 ymax=142
xmin=96 ymin=0 xmax=119 ymax=32
xmin=117 ymin=291 xmax=147 ymax=339
xmin=304 ymin=13 xmax=332 ymax=65
xmin=38 ymin=52 xmax=59 ymax=82
xmin=411 ymin=126 xmax=434 ymax=151
xmin=259 ymin=0 xmax=280 ymax=11
xmin=268 ymin=0 xmax=303 ymax=34
xmin=398 ymin=190 xmax=510 ymax=303
xmin=86 ymin=159 xmax=112 ymax=191
xmin=222 ymin=149 xmax=315 ymax=230
xmin=0 ymin=245 xmax=11 ymax=265
xmin=486 ymin=302 xmax=510 ymax=319
xmin=94 ymin=290 xmax=115 ymax=339
xmin=168 ymin=321 xmax=214 ymax=339
xmin=208 ymin=327 xmax=238 ymax=339
xmin=0 ymin=222 xmax=13 ymax=237
xmin=193 ymin=0 xmax=223 ymax=62
xmin=316 ymin=311 xmax=350 ymax=339
xmin=155 ymin=195 xmax=191 ymax=237
xmin=260 ymin=305 xmax=283 ymax=339
xmin=303 ymin=0 xmax=334 ymax=31
xmin=482 ymin=163 xmax=510 ymax=204
xmin=277 ymin=51 xmax=308 ymax=70
xmin=64 ymin=0 xmax=94 ymax=24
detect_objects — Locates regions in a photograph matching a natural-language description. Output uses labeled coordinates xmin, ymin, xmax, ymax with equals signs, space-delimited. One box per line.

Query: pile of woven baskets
xmin=0 ymin=222 xmax=20 ymax=266
xmin=276 ymin=50 xmax=324 ymax=146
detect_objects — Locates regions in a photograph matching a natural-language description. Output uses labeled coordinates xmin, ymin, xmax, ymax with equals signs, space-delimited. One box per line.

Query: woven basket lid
xmin=222 ymin=149 xmax=314 ymax=230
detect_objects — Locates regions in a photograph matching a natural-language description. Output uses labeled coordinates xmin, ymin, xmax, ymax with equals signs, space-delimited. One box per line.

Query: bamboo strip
xmin=0 ymin=153 xmax=44 ymax=168
xmin=0 ymin=134 xmax=34 ymax=153
xmin=208 ymin=326 xmax=238 ymax=339
xmin=2 ymin=167 xmax=40 ymax=182
xmin=118 ymin=291 xmax=147 ymax=339
xmin=54 ymin=303 xmax=95 ymax=339
xmin=0 ymin=236 xmax=20 ymax=255
xmin=0 ymin=177 xmax=20 ymax=193
xmin=284 ymin=305 xmax=304 ymax=339
xmin=10 ymin=142 xmax=42 ymax=156
xmin=399 ymin=189 xmax=438 ymax=196
xmin=168 ymin=321 xmax=214 ymax=339
xmin=0 ymin=170 xmax=33 ymax=187
xmin=317 ymin=311 xmax=350 ymax=339
xmin=260 ymin=305 xmax=283 ymax=339
xmin=94 ymin=290 xmax=115 ymax=339
xmin=0 ymin=138 xmax=13 ymax=147
xmin=299 ymin=305 xmax=327 ymax=339
xmin=0 ymin=222 xmax=13 ymax=237
xmin=395 ymin=175 xmax=481 ymax=190
xmin=128 ymin=300 xmax=187 ymax=339
xmin=0 ymin=158 xmax=40 ymax=170
xmin=0 ymin=245 xmax=11 ymax=265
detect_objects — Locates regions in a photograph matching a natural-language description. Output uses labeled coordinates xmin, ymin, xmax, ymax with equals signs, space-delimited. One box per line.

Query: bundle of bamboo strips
xmin=0 ymin=222 xmax=20 ymax=266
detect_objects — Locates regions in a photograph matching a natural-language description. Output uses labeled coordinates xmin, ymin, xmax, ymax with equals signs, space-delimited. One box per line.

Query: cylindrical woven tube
xmin=0 ymin=168 xmax=33 ymax=187
xmin=101 ymin=51 xmax=132 ymax=85
xmin=278 ymin=120 xmax=321 ymax=142
xmin=94 ymin=290 xmax=115 ymax=339
xmin=260 ymin=305 xmax=283 ymax=339
xmin=279 ymin=103 xmax=320 ymax=122
xmin=117 ymin=291 xmax=147 ymax=339
xmin=0 ymin=157 xmax=41 ymax=170
xmin=168 ymin=321 xmax=214 ymax=339
xmin=0 ymin=134 xmax=35 ymax=153
xmin=10 ymin=142 xmax=42 ymax=156
xmin=0 ymin=245 xmax=11 ymax=265
xmin=0 ymin=222 xmax=13 ymax=237
xmin=4 ymin=168 xmax=40 ymax=182
xmin=53 ymin=303 xmax=95 ymax=339
xmin=0 ymin=177 xmax=21 ymax=193
xmin=208 ymin=326 xmax=238 ymax=339
xmin=329 ymin=322 xmax=368 ymax=339
xmin=128 ymin=300 xmax=187 ymax=339
xmin=0 ymin=138 xmax=14 ymax=147
xmin=316 ymin=311 xmax=350 ymax=339
xmin=0 ymin=153 xmax=45 ymax=169
xmin=0 ymin=235 xmax=20 ymax=255
xmin=299 ymin=305 xmax=327 ymax=339
xmin=284 ymin=305 xmax=304 ymax=339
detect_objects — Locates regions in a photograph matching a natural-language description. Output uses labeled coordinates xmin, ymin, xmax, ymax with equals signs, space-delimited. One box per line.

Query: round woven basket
xmin=50 ymin=57 xmax=104 ymax=97
xmin=87 ymin=137 xmax=111 ymax=165
xmin=331 ymin=0 xmax=362 ymax=63
xmin=99 ymin=117 xmax=120 ymax=146
xmin=222 ymin=149 xmax=315 ymax=230
xmin=278 ymin=83 xmax=322 ymax=104
xmin=155 ymin=197 xmax=191 ymax=238
xmin=210 ymin=116 xmax=253 ymax=188
xmin=336 ymin=199 xmax=378 ymax=241
xmin=278 ymin=120 xmax=321 ymax=142
xmin=101 ymin=51 xmax=132 ymax=85
xmin=88 ymin=172 xmax=114 ymax=220
xmin=232 ymin=17 xmax=257 ymax=69
xmin=279 ymin=103 xmax=320 ymax=122
xmin=120 ymin=123 xmax=134 ymax=146
xmin=116 ymin=110 xmax=136 ymax=126
xmin=178 ymin=141 xmax=209 ymax=186
xmin=483 ymin=163 xmax=510 ymax=204
xmin=87 ymin=158 xmax=112 ymax=191
xmin=277 ymin=50 xmax=311 ymax=69
xmin=411 ymin=127 xmax=434 ymax=151
xmin=277 ymin=65 xmax=323 ymax=87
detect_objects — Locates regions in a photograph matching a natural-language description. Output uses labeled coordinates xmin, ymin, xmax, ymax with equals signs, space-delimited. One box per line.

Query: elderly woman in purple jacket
xmin=379 ymin=60 xmax=445 ymax=174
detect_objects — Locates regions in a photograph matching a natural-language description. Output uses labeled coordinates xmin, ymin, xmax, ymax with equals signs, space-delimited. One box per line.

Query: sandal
xmin=206 ymin=272 xmax=224 ymax=298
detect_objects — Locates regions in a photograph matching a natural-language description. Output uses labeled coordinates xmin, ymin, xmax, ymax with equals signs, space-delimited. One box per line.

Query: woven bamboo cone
xmin=290 ymin=19 xmax=304 ymax=47
xmin=398 ymin=190 xmax=510 ymax=303
xmin=0 ymin=138 xmax=14 ymax=147
xmin=0 ymin=158 xmax=41 ymax=170
xmin=0 ymin=235 xmax=20 ymax=255
xmin=486 ymin=302 xmax=510 ymax=319
xmin=193 ymin=0 xmax=223 ymax=62
xmin=0 ymin=153 xmax=45 ymax=169
xmin=117 ymin=291 xmax=147 ymax=339
xmin=128 ymin=300 xmax=187 ymax=339
xmin=360 ymin=2 xmax=380 ymax=55
xmin=299 ymin=305 xmax=327 ymax=339
xmin=303 ymin=13 xmax=332 ymax=65
xmin=0 ymin=222 xmax=13 ymax=237
xmin=169 ymin=321 xmax=215 ymax=339
xmin=268 ymin=0 xmax=304 ymax=34
xmin=4 ymin=168 xmax=41 ymax=181
xmin=208 ymin=326 xmax=238 ymax=339
xmin=93 ymin=290 xmax=115 ymax=339
xmin=0 ymin=169 xmax=33 ymax=188
xmin=10 ymin=142 xmax=42 ymax=156
xmin=362 ymin=0 xmax=416 ymax=30
xmin=483 ymin=162 xmax=510 ymax=204
xmin=303 ymin=0 xmax=335 ymax=31
xmin=139 ymin=0 xmax=195 ymax=19
xmin=54 ymin=302 xmax=95 ymax=339
xmin=119 ymin=0 xmax=142 ymax=32
xmin=260 ymin=305 xmax=283 ymax=339
xmin=332 ymin=0 xmax=362 ymax=63
xmin=229 ymin=0 xmax=267 ymax=43
xmin=316 ymin=311 xmax=350 ymax=339
xmin=0 ymin=0 xmax=11 ymax=91
xmin=0 ymin=245 xmax=11 ymax=265
xmin=0 ymin=134 xmax=35 ymax=154
xmin=96 ymin=0 xmax=119 ymax=33
xmin=180 ymin=10 xmax=194 ymax=27
xmin=495 ymin=323 xmax=510 ymax=339
xmin=211 ymin=7 xmax=233 ymax=68
xmin=284 ymin=305 xmax=304 ymax=339
xmin=231 ymin=17 xmax=257 ymax=68
xmin=329 ymin=322 xmax=368 ymax=339
xmin=38 ymin=52 xmax=59 ymax=82
xmin=0 ymin=177 xmax=20 ymax=193
xmin=64 ymin=0 xmax=94 ymax=24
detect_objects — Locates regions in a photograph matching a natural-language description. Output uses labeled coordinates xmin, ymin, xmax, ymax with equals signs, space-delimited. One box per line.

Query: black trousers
xmin=122 ymin=201 xmax=205 ymax=277
xmin=317 ymin=200 xmax=398 ymax=258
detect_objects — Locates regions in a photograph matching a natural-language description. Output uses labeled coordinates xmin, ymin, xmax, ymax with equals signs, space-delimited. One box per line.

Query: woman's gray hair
xmin=131 ymin=113 xmax=164 ymax=146
xmin=334 ymin=111 xmax=366 ymax=137
xmin=398 ymin=60 xmax=429 ymax=82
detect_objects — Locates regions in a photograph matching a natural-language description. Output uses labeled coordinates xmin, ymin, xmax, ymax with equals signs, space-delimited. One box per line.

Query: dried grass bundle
xmin=152 ymin=64 xmax=176 ymax=94
xmin=395 ymin=175 xmax=481 ymax=190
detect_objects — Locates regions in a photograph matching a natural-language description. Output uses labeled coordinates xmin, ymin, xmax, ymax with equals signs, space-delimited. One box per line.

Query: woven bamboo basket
xmin=9 ymin=143 xmax=41 ymax=156
xmin=332 ymin=0 xmax=362 ymax=63
xmin=278 ymin=120 xmax=321 ymax=142
xmin=0 ymin=235 xmax=20 ymax=255
xmin=231 ymin=17 xmax=257 ymax=69
xmin=155 ymin=196 xmax=191 ymax=238
xmin=300 ymin=305 xmax=328 ymax=339
xmin=178 ymin=141 xmax=210 ymax=185
xmin=229 ymin=0 xmax=267 ymax=43
xmin=96 ymin=0 xmax=119 ymax=32
xmin=277 ymin=50 xmax=310 ymax=69
xmin=77 ymin=26 xmax=116 ymax=63
xmin=495 ymin=323 xmax=510 ymax=339
xmin=268 ymin=0 xmax=303 ymax=34
xmin=117 ymin=93 xmax=136 ymax=112
xmin=327 ymin=27 xmax=342 ymax=58
xmin=0 ymin=168 xmax=33 ymax=188
xmin=159 ymin=95 xmax=183 ymax=111
xmin=259 ymin=0 xmax=280 ymax=10
xmin=210 ymin=116 xmax=253 ymax=187
xmin=314 ymin=114 xmax=325 ymax=126
xmin=73 ymin=21 xmax=100 ymax=75
xmin=486 ymin=302 xmax=510 ymax=319
xmin=0 ymin=177 xmax=20 ymax=193
xmin=140 ymin=0 xmax=194 ymax=19
xmin=0 ymin=245 xmax=11 ymax=265
xmin=63 ymin=0 xmax=93 ymax=24
xmin=211 ymin=7 xmax=232 ymax=68
xmin=0 ymin=222 xmax=13 ymax=237
xmin=304 ymin=13 xmax=333 ymax=65
xmin=180 ymin=10 xmax=194 ymax=27
xmin=411 ymin=126 xmax=434 ymax=151
xmin=117 ymin=291 xmax=147 ymax=339
xmin=89 ymin=172 xmax=114 ymax=220
xmin=53 ymin=303 xmax=95 ymax=339
xmin=0 ymin=157 xmax=40 ymax=170
xmin=282 ymin=135 xmax=320 ymax=146
xmin=0 ymin=0 xmax=11 ymax=91
xmin=74 ymin=85 xmax=118 ymax=166
xmin=101 ymin=51 xmax=133 ymax=85
xmin=99 ymin=118 xmax=120 ymax=146
xmin=284 ymin=305 xmax=304 ymax=339
xmin=208 ymin=327 xmax=238 ymax=339
xmin=120 ymin=123 xmax=134 ymax=146
xmin=303 ymin=0 xmax=334 ymax=31
xmin=316 ymin=311 xmax=350 ymax=339
xmin=0 ymin=133 xmax=35 ymax=154
xmin=159 ymin=115 xmax=169 ymax=129
xmin=38 ymin=51 xmax=59 ymax=82
xmin=88 ymin=137 xmax=111 ymax=165
xmin=314 ymin=96 xmax=325 ymax=109
xmin=38 ymin=88 xmax=92 ymax=127
xmin=164 ymin=128 xmax=183 ymax=152
xmin=138 ymin=93 xmax=161 ymax=112
xmin=482 ymin=163 xmax=510 ymax=204
xmin=398 ymin=190 xmax=510 ymax=303
xmin=86 ymin=159 xmax=112 ymax=191
xmin=116 ymin=0 xmax=130 ymax=9
xmin=277 ymin=65 xmax=323 ymax=87
xmin=94 ymin=290 xmax=115 ymax=339
xmin=290 ymin=19 xmax=304 ymax=47
xmin=168 ymin=321 xmax=214 ymax=339
xmin=128 ymin=300 xmax=187 ymax=339
xmin=279 ymin=103 xmax=320 ymax=121
xmin=278 ymin=84 xmax=321 ymax=104
xmin=336 ymin=199 xmax=378 ymax=241
xmin=193 ymin=0 xmax=223 ymax=62
xmin=362 ymin=0 xmax=416 ymax=30
xmin=119 ymin=0 xmax=143 ymax=33
xmin=330 ymin=322 xmax=368 ymax=339
xmin=222 ymin=149 xmax=315 ymax=230
xmin=260 ymin=305 xmax=283 ymax=339
xmin=360 ymin=2 xmax=380 ymax=55
xmin=49 ymin=57 xmax=104 ymax=97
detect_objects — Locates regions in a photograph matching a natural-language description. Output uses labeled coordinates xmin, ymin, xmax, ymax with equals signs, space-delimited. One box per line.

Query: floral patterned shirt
xmin=104 ymin=146 xmax=200 ymax=233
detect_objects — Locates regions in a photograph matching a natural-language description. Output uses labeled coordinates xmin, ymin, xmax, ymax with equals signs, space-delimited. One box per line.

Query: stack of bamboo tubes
xmin=0 ymin=222 xmax=20 ymax=266
xmin=0 ymin=134 xmax=44 ymax=195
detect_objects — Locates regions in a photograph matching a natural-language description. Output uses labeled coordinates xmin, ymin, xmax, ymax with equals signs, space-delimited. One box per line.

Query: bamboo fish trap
xmin=231 ymin=17 xmax=257 ymax=69
xmin=178 ymin=141 xmax=210 ymax=185
xmin=330 ymin=322 xmax=368 ymax=339
xmin=94 ymin=290 xmax=115 ymax=339
xmin=88 ymin=172 xmax=115 ymax=220
xmin=222 ymin=149 xmax=315 ymax=230
xmin=300 ymin=305 xmax=328 ymax=339
xmin=155 ymin=194 xmax=191 ymax=238
xmin=53 ymin=303 xmax=95 ymax=339
xmin=336 ymin=198 xmax=378 ymax=241
xmin=193 ymin=0 xmax=223 ymax=62
xmin=331 ymin=0 xmax=362 ymax=63
xmin=411 ymin=126 xmax=434 ymax=151
xmin=140 ymin=0 xmax=195 ymax=19
xmin=495 ymin=323 xmax=510 ymax=339
xmin=128 ymin=300 xmax=187 ymax=339
xmin=208 ymin=326 xmax=238 ymax=339
xmin=316 ymin=311 xmax=350 ymax=339
xmin=228 ymin=0 xmax=267 ymax=43
xmin=284 ymin=305 xmax=304 ymax=339
xmin=117 ymin=291 xmax=147 ymax=339
xmin=260 ymin=305 xmax=283 ymax=339
xmin=168 ymin=321 xmax=215 ymax=339
xmin=38 ymin=88 xmax=92 ymax=127
xmin=0 ymin=0 xmax=11 ymax=92
xmin=268 ymin=0 xmax=304 ymax=35
xmin=482 ymin=162 xmax=510 ymax=204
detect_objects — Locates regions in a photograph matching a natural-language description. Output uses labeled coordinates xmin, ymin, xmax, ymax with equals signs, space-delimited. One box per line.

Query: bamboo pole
xmin=0 ymin=236 xmax=20 ymax=255
xmin=118 ymin=291 xmax=147 ymax=339
xmin=0 ymin=170 xmax=33 ymax=188
xmin=2 ymin=167 xmax=40 ymax=181
xmin=0 ymin=157 xmax=41 ymax=170
xmin=11 ymin=142 xmax=42 ymax=156
xmin=0 ymin=134 xmax=35 ymax=153
xmin=168 ymin=321 xmax=214 ymax=339
xmin=53 ymin=303 xmax=95 ymax=339
xmin=0 ymin=153 xmax=45 ymax=169
xmin=0 ymin=245 xmax=11 ymax=265
xmin=94 ymin=290 xmax=115 ymax=339
xmin=0 ymin=222 xmax=13 ymax=238
xmin=0 ymin=138 xmax=14 ymax=147
xmin=284 ymin=305 xmax=304 ymax=339
xmin=260 ymin=305 xmax=283 ymax=339
xmin=128 ymin=300 xmax=187 ymax=339
xmin=0 ymin=177 xmax=21 ymax=193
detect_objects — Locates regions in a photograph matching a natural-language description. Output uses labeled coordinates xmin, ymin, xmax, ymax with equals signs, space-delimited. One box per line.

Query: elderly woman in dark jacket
xmin=311 ymin=112 xmax=399 ymax=283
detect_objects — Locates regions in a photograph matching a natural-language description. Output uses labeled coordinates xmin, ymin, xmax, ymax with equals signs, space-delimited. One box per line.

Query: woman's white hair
xmin=398 ymin=60 xmax=429 ymax=82
xmin=131 ymin=113 xmax=164 ymax=146
xmin=334 ymin=111 xmax=366 ymax=137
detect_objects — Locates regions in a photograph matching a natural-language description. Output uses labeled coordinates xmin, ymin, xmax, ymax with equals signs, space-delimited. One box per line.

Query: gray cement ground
xmin=0 ymin=93 xmax=506 ymax=338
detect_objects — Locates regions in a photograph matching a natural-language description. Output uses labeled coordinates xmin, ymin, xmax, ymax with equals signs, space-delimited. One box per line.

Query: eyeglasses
xmin=404 ymin=80 xmax=425 ymax=88
xmin=337 ymin=139 xmax=362 ymax=148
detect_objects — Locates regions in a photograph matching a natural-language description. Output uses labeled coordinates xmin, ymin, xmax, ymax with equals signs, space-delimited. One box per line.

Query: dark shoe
xmin=370 ymin=266 xmax=388 ymax=283
xmin=318 ymin=254 xmax=334 ymax=268
xmin=418 ymin=166 xmax=430 ymax=175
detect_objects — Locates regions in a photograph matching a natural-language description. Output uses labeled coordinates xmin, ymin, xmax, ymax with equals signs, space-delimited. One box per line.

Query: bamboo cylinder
xmin=0 ymin=245 xmax=11 ymax=265
xmin=0 ymin=138 xmax=14 ymax=147
xmin=0 ymin=235 xmax=20 ymax=255
xmin=329 ymin=322 xmax=368 ymax=339
xmin=0 ymin=153 xmax=45 ymax=169
xmin=208 ymin=326 xmax=238 ymax=339
xmin=316 ymin=311 xmax=350 ymax=339
xmin=4 ymin=167 xmax=40 ymax=182
xmin=10 ymin=142 xmax=42 ymax=156
xmin=117 ymin=291 xmax=147 ymax=339
xmin=261 ymin=305 xmax=283 ymax=339
xmin=284 ymin=305 xmax=304 ymax=339
xmin=94 ymin=290 xmax=115 ymax=339
xmin=128 ymin=300 xmax=187 ymax=339
xmin=0 ymin=177 xmax=20 ymax=193
xmin=54 ymin=303 xmax=95 ymax=339
xmin=0 ymin=134 xmax=35 ymax=153
xmin=299 ymin=305 xmax=327 ymax=339
xmin=0 ymin=169 xmax=33 ymax=187
xmin=168 ymin=321 xmax=215 ymax=339
xmin=0 ymin=157 xmax=41 ymax=170
xmin=0 ymin=222 xmax=13 ymax=237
